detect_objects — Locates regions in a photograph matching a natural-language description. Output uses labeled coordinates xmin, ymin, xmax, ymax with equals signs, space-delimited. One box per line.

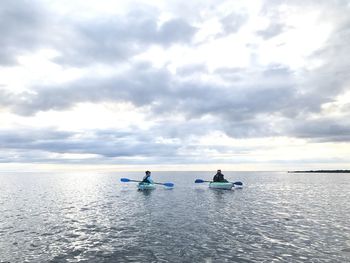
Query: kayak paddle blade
xmin=163 ymin=182 xmax=174 ymax=188
xmin=195 ymin=179 xmax=205 ymax=183
xmin=120 ymin=178 xmax=130 ymax=182
xmin=233 ymin=181 xmax=243 ymax=186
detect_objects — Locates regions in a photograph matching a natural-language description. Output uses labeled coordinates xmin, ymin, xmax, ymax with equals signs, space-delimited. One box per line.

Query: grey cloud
xmin=158 ymin=18 xmax=197 ymax=44
xmin=176 ymin=64 xmax=208 ymax=76
xmin=0 ymin=128 xmax=181 ymax=159
xmin=1 ymin=0 xmax=350 ymax=148
xmin=0 ymin=0 xmax=47 ymax=65
xmin=55 ymin=16 xmax=197 ymax=65
xmin=219 ymin=12 xmax=248 ymax=36
xmin=1 ymin=64 xmax=300 ymax=139
xmin=150 ymin=118 xmax=217 ymax=139
xmin=0 ymin=125 xmax=256 ymax=164
xmin=3 ymin=64 xmax=172 ymax=115
xmin=186 ymin=66 xmax=297 ymax=121
xmin=0 ymin=1 xmax=197 ymax=66
xmin=2 ymin=57 xmax=348 ymax=142
xmin=257 ymin=0 xmax=288 ymax=40
xmin=256 ymin=23 xmax=285 ymax=40
xmin=0 ymin=125 xmax=272 ymax=164
xmin=0 ymin=129 xmax=72 ymax=145
xmin=307 ymin=25 xmax=350 ymax=97
xmin=294 ymin=2 xmax=350 ymax=117
xmin=288 ymin=118 xmax=350 ymax=142
xmin=257 ymin=0 xmax=350 ymax=126
xmin=0 ymin=90 xmax=14 ymax=107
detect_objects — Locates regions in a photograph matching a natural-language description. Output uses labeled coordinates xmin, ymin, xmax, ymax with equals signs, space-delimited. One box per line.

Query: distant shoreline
xmin=288 ymin=170 xmax=350 ymax=173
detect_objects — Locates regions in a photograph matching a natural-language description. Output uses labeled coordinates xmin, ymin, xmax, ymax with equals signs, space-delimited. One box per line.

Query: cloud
xmin=54 ymin=15 xmax=197 ymax=66
xmin=0 ymin=123 xmax=276 ymax=164
xmin=0 ymin=1 xmax=197 ymax=66
xmin=256 ymin=23 xmax=286 ymax=40
xmin=0 ymin=47 xmax=348 ymax=144
xmin=1 ymin=0 xmax=350 ymax=166
xmin=0 ymin=128 xmax=181 ymax=160
xmin=158 ymin=18 xmax=197 ymax=44
xmin=0 ymin=63 xmax=172 ymax=115
xmin=1 ymin=63 xmax=301 ymax=141
xmin=1 ymin=64 xmax=297 ymax=120
xmin=0 ymin=0 xmax=47 ymax=65
xmin=288 ymin=118 xmax=350 ymax=142
xmin=217 ymin=12 xmax=248 ymax=37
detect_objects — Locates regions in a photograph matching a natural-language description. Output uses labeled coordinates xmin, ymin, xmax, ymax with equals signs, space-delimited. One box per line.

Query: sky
xmin=1 ymin=0 xmax=350 ymax=171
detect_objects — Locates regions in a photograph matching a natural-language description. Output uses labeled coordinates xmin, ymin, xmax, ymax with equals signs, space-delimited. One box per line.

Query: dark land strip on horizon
xmin=288 ymin=170 xmax=350 ymax=173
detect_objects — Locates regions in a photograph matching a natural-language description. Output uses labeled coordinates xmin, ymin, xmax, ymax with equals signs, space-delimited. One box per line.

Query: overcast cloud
xmin=1 ymin=0 xmax=350 ymax=169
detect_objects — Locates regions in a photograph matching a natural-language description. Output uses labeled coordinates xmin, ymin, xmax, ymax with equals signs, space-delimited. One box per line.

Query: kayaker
xmin=141 ymin=171 xmax=153 ymax=184
xmin=213 ymin=169 xmax=228 ymax=182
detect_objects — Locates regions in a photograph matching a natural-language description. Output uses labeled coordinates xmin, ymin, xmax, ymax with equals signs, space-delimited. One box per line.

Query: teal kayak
xmin=138 ymin=182 xmax=156 ymax=191
xmin=209 ymin=182 xmax=234 ymax=190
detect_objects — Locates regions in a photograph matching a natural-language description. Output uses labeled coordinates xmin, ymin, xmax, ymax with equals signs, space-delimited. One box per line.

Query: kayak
xmin=138 ymin=182 xmax=156 ymax=191
xmin=209 ymin=182 xmax=234 ymax=190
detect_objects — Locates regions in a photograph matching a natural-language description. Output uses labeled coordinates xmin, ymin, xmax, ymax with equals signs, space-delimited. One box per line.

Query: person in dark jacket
xmin=213 ymin=169 xmax=228 ymax=182
xmin=141 ymin=171 xmax=153 ymax=184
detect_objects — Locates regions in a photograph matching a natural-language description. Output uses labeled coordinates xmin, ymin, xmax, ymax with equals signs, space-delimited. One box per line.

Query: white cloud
xmin=1 ymin=0 xmax=350 ymax=170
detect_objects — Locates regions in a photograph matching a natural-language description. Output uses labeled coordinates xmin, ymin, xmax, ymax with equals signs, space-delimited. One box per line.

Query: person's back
xmin=213 ymin=170 xmax=228 ymax=182
xmin=142 ymin=171 xmax=153 ymax=184
xmin=213 ymin=172 xmax=219 ymax=182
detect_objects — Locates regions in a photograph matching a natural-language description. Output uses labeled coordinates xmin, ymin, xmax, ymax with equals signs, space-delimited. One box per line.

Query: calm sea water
xmin=0 ymin=171 xmax=349 ymax=262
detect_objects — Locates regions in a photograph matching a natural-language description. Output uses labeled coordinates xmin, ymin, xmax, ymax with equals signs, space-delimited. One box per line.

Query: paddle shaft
xmin=196 ymin=179 xmax=242 ymax=185
xmin=196 ymin=179 xmax=229 ymax=183
xmin=125 ymin=179 xmax=170 ymax=186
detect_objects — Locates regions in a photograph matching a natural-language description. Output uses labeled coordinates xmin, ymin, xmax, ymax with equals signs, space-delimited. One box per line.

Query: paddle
xmin=195 ymin=178 xmax=243 ymax=186
xmin=194 ymin=179 xmax=211 ymax=183
xmin=120 ymin=178 xmax=174 ymax=188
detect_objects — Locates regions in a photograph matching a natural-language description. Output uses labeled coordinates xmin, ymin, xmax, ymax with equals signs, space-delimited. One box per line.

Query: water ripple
xmin=0 ymin=171 xmax=349 ymax=262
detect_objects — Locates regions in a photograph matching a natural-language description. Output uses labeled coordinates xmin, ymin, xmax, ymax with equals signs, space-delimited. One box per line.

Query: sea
xmin=0 ymin=171 xmax=349 ymax=262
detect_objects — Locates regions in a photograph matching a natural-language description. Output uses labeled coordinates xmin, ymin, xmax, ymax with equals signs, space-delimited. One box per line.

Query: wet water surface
xmin=0 ymin=171 xmax=349 ymax=262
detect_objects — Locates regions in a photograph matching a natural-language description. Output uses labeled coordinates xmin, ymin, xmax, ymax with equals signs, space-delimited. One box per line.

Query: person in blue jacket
xmin=141 ymin=171 xmax=153 ymax=184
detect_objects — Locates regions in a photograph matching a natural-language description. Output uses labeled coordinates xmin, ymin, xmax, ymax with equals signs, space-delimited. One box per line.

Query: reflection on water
xmin=139 ymin=189 xmax=153 ymax=196
xmin=0 ymin=171 xmax=349 ymax=262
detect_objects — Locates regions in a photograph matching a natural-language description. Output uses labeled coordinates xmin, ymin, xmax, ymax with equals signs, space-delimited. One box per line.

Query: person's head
xmin=145 ymin=171 xmax=151 ymax=175
xmin=217 ymin=169 xmax=221 ymax=174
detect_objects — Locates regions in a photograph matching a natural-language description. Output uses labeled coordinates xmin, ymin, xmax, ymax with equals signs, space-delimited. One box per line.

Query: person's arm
xmin=222 ymin=174 xmax=228 ymax=182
